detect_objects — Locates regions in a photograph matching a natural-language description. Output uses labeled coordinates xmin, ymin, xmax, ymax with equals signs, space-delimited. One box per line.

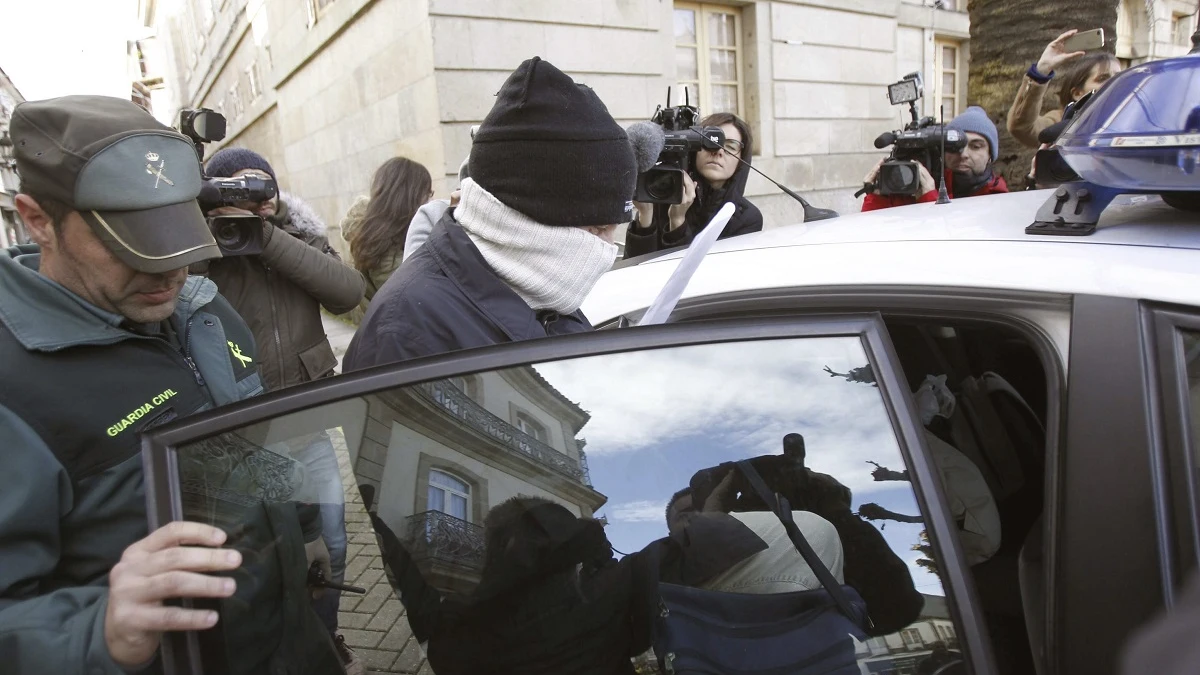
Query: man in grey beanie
xmin=862 ymin=105 xmax=1008 ymax=211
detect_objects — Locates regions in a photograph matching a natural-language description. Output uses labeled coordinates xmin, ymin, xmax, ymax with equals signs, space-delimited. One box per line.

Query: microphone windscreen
xmin=874 ymin=132 xmax=897 ymax=149
xmin=626 ymin=121 xmax=666 ymax=173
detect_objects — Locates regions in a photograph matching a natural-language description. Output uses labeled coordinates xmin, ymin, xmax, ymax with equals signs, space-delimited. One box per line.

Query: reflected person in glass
xmin=684 ymin=434 xmax=924 ymax=636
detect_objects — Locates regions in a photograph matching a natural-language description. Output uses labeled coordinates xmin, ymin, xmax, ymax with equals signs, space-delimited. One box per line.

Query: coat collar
xmin=424 ymin=210 xmax=589 ymax=342
xmin=0 ymin=245 xmax=217 ymax=352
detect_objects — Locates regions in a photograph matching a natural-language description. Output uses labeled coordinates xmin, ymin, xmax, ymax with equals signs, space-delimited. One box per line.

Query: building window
xmin=228 ymin=82 xmax=243 ymax=121
xmin=307 ymin=0 xmax=337 ymax=28
xmin=427 ymin=469 xmax=470 ymax=521
xmin=193 ymin=0 xmax=215 ymax=32
xmin=246 ymin=63 xmax=262 ymax=101
xmin=901 ymin=628 xmax=923 ymax=647
xmin=1173 ymin=13 xmax=1197 ymax=47
xmin=515 ymin=412 xmax=548 ymax=444
xmin=673 ymin=2 xmax=744 ymax=116
xmin=933 ymin=39 xmax=962 ymax=119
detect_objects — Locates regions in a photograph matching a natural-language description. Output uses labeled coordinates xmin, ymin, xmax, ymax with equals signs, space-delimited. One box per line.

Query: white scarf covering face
xmin=455 ymin=178 xmax=618 ymax=315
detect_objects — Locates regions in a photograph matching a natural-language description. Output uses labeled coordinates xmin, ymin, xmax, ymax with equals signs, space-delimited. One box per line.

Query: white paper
xmin=638 ymin=202 xmax=736 ymax=326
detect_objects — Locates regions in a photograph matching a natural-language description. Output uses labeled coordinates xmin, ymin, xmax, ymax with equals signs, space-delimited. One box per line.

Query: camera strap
xmin=734 ymin=460 xmax=861 ymax=624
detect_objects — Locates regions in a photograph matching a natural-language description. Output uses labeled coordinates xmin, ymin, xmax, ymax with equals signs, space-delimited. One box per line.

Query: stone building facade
xmin=150 ymin=0 xmax=1193 ymax=247
xmin=0 ymin=67 xmax=27 ymax=248
xmin=152 ymin=0 xmax=975 ymax=247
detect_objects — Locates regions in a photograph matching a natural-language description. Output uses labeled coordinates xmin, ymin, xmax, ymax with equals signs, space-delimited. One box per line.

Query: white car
xmin=143 ymin=61 xmax=1198 ymax=675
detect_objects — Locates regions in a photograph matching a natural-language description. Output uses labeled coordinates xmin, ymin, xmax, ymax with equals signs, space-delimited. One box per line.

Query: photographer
xmin=1007 ymin=30 xmax=1122 ymax=149
xmin=202 ymin=148 xmax=365 ymax=387
xmin=862 ymin=106 xmax=1008 ymax=211
xmin=202 ymin=148 xmax=365 ymax=674
xmin=682 ymin=435 xmax=924 ymax=636
xmin=624 ymin=112 xmax=762 ymax=259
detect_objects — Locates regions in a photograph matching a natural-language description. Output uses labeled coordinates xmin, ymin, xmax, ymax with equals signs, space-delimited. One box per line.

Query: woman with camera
xmin=1007 ymin=29 xmax=1123 ymax=149
xmin=624 ymin=112 xmax=762 ymax=259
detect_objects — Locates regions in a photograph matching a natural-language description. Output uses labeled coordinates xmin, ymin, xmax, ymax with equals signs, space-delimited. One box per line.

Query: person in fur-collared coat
xmin=204 ymin=148 xmax=365 ymax=390
xmin=203 ymin=147 xmax=367 ymax=675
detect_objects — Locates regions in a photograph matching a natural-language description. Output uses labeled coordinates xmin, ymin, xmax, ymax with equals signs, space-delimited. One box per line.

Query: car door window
xmin=1146 ymin=308 xmax=1200 ymax=581
xmin=1183 ymin=331 xmax=1199 ymax=459
xmin=156 ymin=324 xmax=986 ymax=675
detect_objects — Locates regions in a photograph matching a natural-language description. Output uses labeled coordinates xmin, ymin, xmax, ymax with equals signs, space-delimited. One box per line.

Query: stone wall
xmin=164 ymin=0 xmax=974 ymax=233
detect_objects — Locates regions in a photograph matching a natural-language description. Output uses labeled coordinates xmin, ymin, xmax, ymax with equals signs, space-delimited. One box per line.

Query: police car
xmin=146 ymin=55 xmax=1197 ymax=675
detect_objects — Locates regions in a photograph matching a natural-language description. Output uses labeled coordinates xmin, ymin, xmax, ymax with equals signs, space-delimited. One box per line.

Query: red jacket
xmin=861 ymin=172 xmax=1008 ymax=212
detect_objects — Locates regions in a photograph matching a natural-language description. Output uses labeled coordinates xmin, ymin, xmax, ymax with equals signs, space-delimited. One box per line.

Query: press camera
xmin=866 ymin=73 xmax=966 ymax=198
xmin=634 ymin=90 xmax=726 ymax=205
xmin=689 ymin=434 xmax=853 ymax=516
xmin=177 ymin=108 xmax=274 ymax=257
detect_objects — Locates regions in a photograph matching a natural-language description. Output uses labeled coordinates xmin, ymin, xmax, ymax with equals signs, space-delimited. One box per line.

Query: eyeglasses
xmin=715 ymin=139 xmax=744 ymax=157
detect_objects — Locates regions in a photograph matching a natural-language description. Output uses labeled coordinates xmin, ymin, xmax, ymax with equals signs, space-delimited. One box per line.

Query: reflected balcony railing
xmin=420 ymin=379 xmax=591 ymax=485
xmin=404 ymin=510 xmax=485 ymax=570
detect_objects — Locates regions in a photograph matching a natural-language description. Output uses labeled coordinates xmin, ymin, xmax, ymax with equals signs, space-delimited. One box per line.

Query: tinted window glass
xmin=1184 ymin=331 xmax=1200 ymax=458
xmin=1184 ymin=331 xmax=1200 ymax=511
xmin=174 ymin=337 xmax=973 ymax=674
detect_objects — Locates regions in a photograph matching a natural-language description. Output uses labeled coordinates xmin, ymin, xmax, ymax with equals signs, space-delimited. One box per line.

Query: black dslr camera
xmin=177 ymin=108 xmax=274 ymax=257
xmin=689 ymin=433 xmax=853 ymax=517
xmin=864 ymin=73 xmax=966 ymax=198
xmin=634 ymin=89 xmax=726 ymax=205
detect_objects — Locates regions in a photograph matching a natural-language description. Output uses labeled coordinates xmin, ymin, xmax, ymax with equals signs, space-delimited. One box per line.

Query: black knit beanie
xmin=204 ymin=147 xmax=277 ymax=182
xmin=469 ymin=57 xmax=636 ymax=227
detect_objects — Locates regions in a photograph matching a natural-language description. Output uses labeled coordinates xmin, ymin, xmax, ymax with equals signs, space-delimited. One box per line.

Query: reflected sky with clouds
xmin=535 ymin=336 xmax=946 ymax=595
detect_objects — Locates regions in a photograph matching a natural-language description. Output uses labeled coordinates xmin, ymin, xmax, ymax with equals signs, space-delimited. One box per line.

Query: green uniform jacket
xmin=0 ymin=244 xmax=340 ymax=675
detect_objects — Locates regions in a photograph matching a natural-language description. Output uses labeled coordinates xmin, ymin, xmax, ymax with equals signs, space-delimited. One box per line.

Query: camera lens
xmin=216 ymin=223 xmax=248 ymax=251
xmin=644 ymin=169 xmax=679 ymax=202
xmin=880 ymin=163 xmax=917 ymax=194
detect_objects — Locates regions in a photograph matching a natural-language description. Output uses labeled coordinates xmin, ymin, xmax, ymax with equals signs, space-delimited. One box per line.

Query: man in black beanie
xmin=344 ymin=57 xmax=638 ymax=371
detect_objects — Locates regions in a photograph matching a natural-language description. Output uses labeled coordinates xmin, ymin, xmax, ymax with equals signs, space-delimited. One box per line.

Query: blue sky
xmin=536 ymin=336 xmax=947 ymax=596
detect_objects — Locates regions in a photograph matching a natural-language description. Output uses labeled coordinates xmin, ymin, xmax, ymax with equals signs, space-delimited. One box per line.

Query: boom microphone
xmin=626 ymin=121 xmax=666 ymax=173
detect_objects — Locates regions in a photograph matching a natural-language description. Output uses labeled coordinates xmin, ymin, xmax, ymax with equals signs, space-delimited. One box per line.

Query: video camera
xmin=634 ymin=89 xmax=726 ymax=205
xmin=177 ymin=108 xmax=275 ymax=257
xmin=864 ymin=73 xmax=966 ymax=198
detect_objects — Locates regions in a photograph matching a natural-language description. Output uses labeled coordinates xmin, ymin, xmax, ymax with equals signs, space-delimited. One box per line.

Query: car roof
xmin=584 ymin=190 xmax=1200 ymax=323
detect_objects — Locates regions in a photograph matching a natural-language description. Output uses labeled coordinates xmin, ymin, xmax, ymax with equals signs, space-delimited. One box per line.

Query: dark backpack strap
xmin=735 ymin=460 xmax=860 ymax=623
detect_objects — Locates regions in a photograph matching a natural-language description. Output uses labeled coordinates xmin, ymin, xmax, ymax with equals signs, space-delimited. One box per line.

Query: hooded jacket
xmin=206 ymin=192 xmax=365 ymax=388
xmin=0 ymin=245 xmax=339 ymax=675
xmin=624 ymin=152 xmax=764 ymax=259
xmin=343 ymin=210 xmax=593 ymax=372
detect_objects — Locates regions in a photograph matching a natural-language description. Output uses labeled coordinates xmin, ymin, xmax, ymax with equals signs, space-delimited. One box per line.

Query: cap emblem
xmin=145 ymin=151 xmax=174 ymax=188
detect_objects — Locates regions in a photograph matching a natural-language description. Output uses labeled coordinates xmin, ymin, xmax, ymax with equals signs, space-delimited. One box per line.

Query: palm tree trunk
xmin=967 ymin=0 xmax=1119 ymax=186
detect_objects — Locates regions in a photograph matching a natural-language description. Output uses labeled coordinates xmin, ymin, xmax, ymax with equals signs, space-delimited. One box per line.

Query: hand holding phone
xmin=1062 ymin=28 xmax=1105 ymax=53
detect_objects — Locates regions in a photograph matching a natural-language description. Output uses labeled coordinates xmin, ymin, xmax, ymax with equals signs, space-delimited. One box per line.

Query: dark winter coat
xmin=624 ymin=153 xmax=763 ymax=259
xmin=206 ymin=192 xmax=365 ymax=389
xmin=367 ymin=505 xmax=764 ymax=675
xmin=0 ymin=245 xmax=339 ymax=675
xmin=343 ymin=211 xmax=592 ymax=372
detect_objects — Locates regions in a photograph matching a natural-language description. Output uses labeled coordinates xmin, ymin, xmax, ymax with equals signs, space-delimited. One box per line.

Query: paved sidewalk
xmin=331 ymin=430 xmax=431 ymax=675
xmin=322 ymin=313 xmax=357 ymax=374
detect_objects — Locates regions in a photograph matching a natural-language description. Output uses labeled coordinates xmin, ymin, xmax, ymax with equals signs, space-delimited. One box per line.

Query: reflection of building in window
xmin=355 ymin=366 xmax=606 ymax=592
xmin=428 ymin=469 xmax=470 ymax=520
xmin=673 ymin=3 xmax=744 ymax=116
xmin=516 ymin=412 xmax=548 ymax=443
xmin=855 ymin=594 xmax=961 ymax=671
